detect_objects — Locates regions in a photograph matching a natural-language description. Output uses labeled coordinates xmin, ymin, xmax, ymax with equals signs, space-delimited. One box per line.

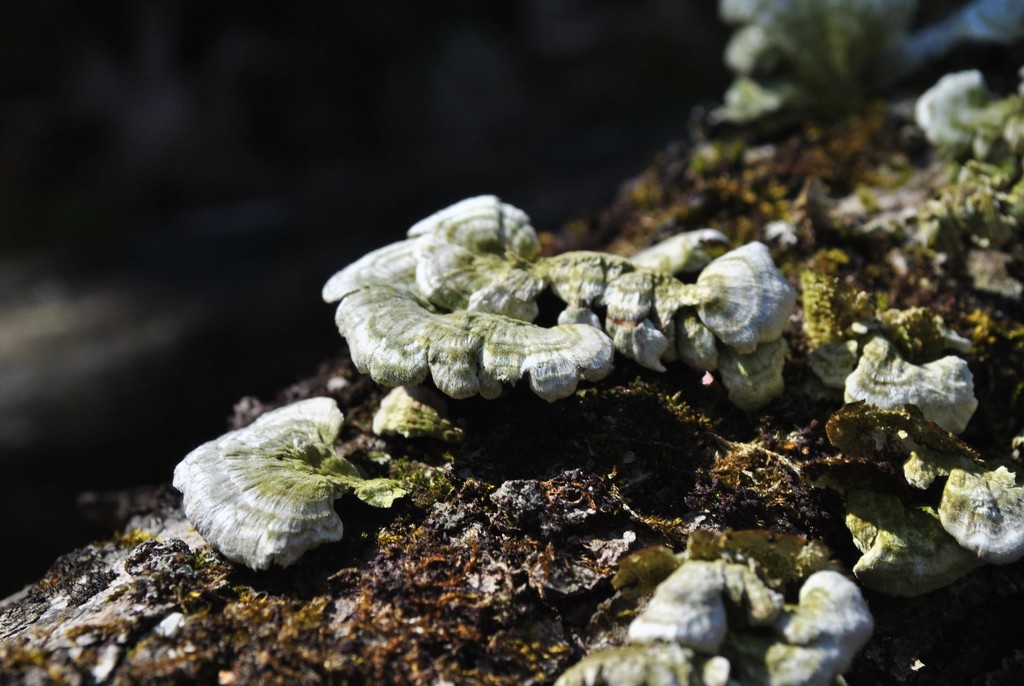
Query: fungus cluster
xmin=557 ymin=537 xmax=873 ymax=686
xmin=820 ymin=403 xmax=1024 ymax=596
xmin=918 ymin=160 xmax=1024 ymax=273
xmin=801 ymin=271 xmax=977 ymax=434
xmin=323 ymin=195 xmax=796 ymax=409
xmin=913 ymin=66 xmax=1024 ymax=301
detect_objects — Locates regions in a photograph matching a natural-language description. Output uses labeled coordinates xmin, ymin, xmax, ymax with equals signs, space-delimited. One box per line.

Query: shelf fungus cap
xmin=331 ymin=283 xmax=613 ymax=401
xmin=845 ymin=489 xmax=983 ymax=596
xmin=628 ymin=229 xmax=729 ymax=274
xmin=844 ymin=336 xmax=977 ymax=434
xmin=675 ymin=312 xmax=719 ymax=372
xmin=322 ymin=240 xmax=418 ymax=304
xmin=718 ymin=338 xmax=788 ymax=411
xmin=627 ymin=559 xmax=783 ymax=654
xmin=694 ymin=242 xmax=796 ymax=354
xmin=782 ymin=570 xmax=875 ymax=660
xmin=413 ymin=235 xmax=543 ymax=321
xmin=915 ymin=70 xmax=992 ymax=155
xmin=753 ymin=570 xmax=874 ymax=686
xmin=173 ymin=397 xmax=406 ymax=570
xmin=808 ymin=340 xmax=859 ymax=389
xmin=939 ymin=466 xmax=1024 ymax=564
xmin=554 ymin=643 xmax=720 ymax=686
xmin=407 ymin=194 xmax=540 ymax=261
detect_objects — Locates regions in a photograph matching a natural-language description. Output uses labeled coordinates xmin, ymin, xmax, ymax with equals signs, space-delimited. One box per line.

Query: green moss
xmin=689 ymin=140 xmax=747 ymax=178
xmin=115 ymin=529 xmax=156 ymax=549
xmin=877 ymin=307 xmax=949 ymax=363
xmin=685 ymin=529 xmax=834 ymax=591
xmin=389 ymin=457 xmax=458 ymax=509
xmin=965 ymin=309 xmax=1024 ymax=443
xmin=612 ymin=545 xmax=682 ymax=599
xmin=919 ymin=160 xmax=1024 ymax=253
xmin=801 ymin=270 xmax=873 ymax=349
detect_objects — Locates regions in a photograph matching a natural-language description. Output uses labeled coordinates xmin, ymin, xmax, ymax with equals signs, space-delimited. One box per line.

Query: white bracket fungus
xmin=558 ymin=555 xmax=873 ymax=686
xmin=845 ymin=488 xmax=984 ymax=597
xmin=692 ymin=242 xmax=795 ymax=355
xmin=718 ymin=338 xmax=789 ymax=412
xmin=173 ymin=397 xmax=406 ymax=570
xmin=939 ymin=465 xmax=1024 ymax=564
xmin=915 ymin=68 xmax=1024 ymax=161
xmin=826 ymin=404 xmax=1024 ymax=594
xmin=628 ymin=229 xmax=728 ymax=274
xmin=844 ymin=336 xmax=977 ymax=434
xmin=737 ymin=570 xmax=875 ymax=686
xmin=627 ymin=559 xmax=783 ymax=653
xmin=323 ymin=196 xmax=796 ymax=408
xmin=555 ymin=643 xmax=725 ymax=686
xmin=808 ymin=339 xmax=859 ymax=390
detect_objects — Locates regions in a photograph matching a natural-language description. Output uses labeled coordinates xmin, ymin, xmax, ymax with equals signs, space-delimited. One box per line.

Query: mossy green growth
xmin=826 ymin=403 xmax=980 ymax=474
xmin=389 ymin=456 xmax=458 ymax=509
xmin=684 ymin=529 xmax=835 ymax=592
xmin=918 ymin=160 xmax=1024 ymax=257
xmin=116 ymin=529 xmax=156 ymax=549
xmin=801 ymin=269 xmax=977 ymax=431
xmin=612 ymin=545 xmax=683 ymax=600
xmin=877 ymin=307 xmax=955 ymax=364
xmin=801 ymin=269 xmax=960 ymax=361
xmin=800 ymin=270 xmax=873 ymax=349
xmin=372 ymin=386 xmax=463 ymax=443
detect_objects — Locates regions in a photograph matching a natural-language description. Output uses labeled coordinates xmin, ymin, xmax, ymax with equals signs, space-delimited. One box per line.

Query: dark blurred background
xmin=0 ymin=1 xmax=730 ymax=595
